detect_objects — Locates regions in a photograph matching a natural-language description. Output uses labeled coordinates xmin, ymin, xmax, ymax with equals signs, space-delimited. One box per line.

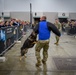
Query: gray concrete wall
xmin=43 ymin=12 xmax=58 ymax=23
xmin=10 ymin=12 xmax=76 ymax=23
xmin=10 ymin=12 xmax=58 ymax=23
xmin=10 ymin=12 xmax=30 ymax=21
xmin=69 ymin=13 xmax=76 ymax=20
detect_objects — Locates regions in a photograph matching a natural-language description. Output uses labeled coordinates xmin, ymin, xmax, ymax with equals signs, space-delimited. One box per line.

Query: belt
xmin=38 ymin=39 xmax=50 ymax=43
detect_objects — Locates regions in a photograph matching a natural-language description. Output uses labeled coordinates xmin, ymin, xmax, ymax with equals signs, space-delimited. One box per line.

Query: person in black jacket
xmin=34 ymin=16 xmax=61 ymax=67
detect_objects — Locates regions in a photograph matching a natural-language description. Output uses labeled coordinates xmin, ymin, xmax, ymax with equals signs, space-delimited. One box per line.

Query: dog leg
xmin=24 ymin=49 xmax=28 ymax=58
xmin=20 ymin=55 xmax=27 ymax=61
xmin=24 ymin=55 xmax=27 ymax=58
xmin=19 ymin=56 xmax=24 ymax=61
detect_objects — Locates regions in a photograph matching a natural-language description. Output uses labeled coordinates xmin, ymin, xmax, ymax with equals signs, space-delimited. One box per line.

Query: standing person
xmin=54 ymin=19 xmax=61 ymax=45
xmin=34 ymin=16 xmax=61 ymax=67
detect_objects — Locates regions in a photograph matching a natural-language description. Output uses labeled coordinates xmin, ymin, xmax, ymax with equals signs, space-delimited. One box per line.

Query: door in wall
xmin=58 ymin=18 xmax=68 ymax=23
xmin=34 ymin=17 xmax=40 ymax=24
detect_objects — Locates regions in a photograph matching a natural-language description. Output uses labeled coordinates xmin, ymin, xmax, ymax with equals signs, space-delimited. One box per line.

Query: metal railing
xmin=0 ymin=25 xmax=23 ymax=56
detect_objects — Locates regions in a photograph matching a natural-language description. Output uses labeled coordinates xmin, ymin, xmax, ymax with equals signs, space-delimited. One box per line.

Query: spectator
xmin=0 ymin=21 xmax=5 ymax=28
xmin=9 ymin=21 xmax=13 ymax=26
xmin=5 ymin=21 xmax=10 ymax=27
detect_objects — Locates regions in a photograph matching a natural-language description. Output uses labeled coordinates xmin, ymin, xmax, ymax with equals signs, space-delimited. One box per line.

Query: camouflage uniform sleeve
xmin=58 ymin=23 xmax=62 ymax=31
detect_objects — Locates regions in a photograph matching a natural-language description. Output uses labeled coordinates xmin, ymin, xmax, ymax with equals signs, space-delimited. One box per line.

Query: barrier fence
xmin=65 ymin=26 xmax=76 ymax=35
xmin=0 ymin=25 xmax=23 ymax=56
xmin=0 ymin=24 xmax=76 ymax=55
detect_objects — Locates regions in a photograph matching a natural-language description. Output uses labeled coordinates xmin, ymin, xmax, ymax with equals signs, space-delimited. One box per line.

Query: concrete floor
xmin=0 ymin=30 xmax=76 ymax=75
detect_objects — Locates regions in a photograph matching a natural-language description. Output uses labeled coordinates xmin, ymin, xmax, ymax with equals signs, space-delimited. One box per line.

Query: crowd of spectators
xmin=0 ymin=18 xmax=30 ymax=28
xmin=61 ymin=20 xmax=76 ymax=34
xmin=0 ymin=17 xmax=76 ymax=35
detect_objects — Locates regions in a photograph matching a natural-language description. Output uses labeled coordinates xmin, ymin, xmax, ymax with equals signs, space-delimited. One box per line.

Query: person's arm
xmin=47 ymin=22 xmax=61 ymax=37
xmin=33 ymin=24 xmax=39 ymax=34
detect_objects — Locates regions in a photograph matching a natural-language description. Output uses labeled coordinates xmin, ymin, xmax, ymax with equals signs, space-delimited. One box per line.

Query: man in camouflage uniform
xmin=34 ymin=16 xmax=61 ymax=67
xmin=54 ymin=19 xmax=61 ymax=45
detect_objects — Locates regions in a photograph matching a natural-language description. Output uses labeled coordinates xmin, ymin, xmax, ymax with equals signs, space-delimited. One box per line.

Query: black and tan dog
xmin=20 ymin=31 xmax=37 ymax=60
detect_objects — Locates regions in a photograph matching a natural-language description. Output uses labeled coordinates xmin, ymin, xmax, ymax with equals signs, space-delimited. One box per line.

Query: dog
xmin=20 ymin=31 xmax=37 ymax=60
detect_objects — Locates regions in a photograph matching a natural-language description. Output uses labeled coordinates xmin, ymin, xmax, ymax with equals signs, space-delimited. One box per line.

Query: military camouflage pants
xmin=55 ymin=35 xmax=59 ymax=43
xmin=35 ymin=41 xmax=49 ymax=63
